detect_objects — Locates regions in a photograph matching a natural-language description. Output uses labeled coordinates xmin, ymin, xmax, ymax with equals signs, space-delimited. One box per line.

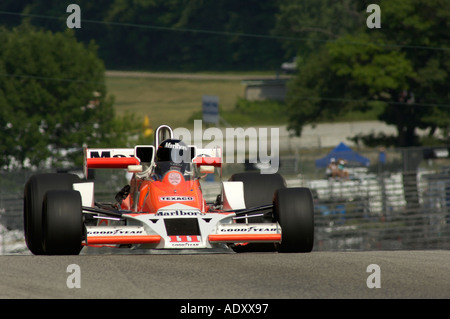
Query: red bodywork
xmin=120 ymin=170 xmax=207 ymax=213
xmin=84 ymin=154 xmax=222 ymax=214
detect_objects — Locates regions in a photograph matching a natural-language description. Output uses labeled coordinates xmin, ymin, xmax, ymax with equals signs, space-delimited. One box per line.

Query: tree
xmin=0 ymin=25 xmax=118 ymax=169
xmin=274 ymin=0 xmax=364 ymax=63
xmin=100 ymin=0 xmax=285 ymax=70
xmin=13 ymin=0 xmax=285 ymax=71
xmin=282 ymin=0 xmax=450 ymax=147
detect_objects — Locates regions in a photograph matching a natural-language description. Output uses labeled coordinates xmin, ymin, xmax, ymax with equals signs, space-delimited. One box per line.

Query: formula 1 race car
xmin=23 ymin=125 xmax=314 ymax=255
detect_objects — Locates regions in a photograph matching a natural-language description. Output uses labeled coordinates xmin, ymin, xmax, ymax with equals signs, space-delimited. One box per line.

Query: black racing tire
xmin=23 ymin=173 xmax=80 ymax=255
xmin=229 ymin=172 xmax=286 ymax=252
xmin=229 ymin=172 xmax=286 ymax=222
xmin=274 ymin=187 xmax=314 ymax=253
xmin=43 ymin=190 xmax=83 ymax=255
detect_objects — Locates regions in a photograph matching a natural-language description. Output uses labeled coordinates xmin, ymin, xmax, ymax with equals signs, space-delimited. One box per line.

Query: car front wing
xmin=84 ymin=208 xmax=281 ymax=249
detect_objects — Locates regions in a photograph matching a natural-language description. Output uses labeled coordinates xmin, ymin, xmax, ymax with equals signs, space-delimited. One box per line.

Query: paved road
xmin=0 ymin=250 xmax=448 ymax=299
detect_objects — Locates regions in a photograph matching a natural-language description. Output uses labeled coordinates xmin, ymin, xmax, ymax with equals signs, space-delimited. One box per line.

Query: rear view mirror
xmin=199 ymin=165 xmax=214 ymax=174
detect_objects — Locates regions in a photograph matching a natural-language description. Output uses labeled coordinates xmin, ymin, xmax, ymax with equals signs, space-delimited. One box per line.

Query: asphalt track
xmin=0 ymin=249 xmax=448 ymax=299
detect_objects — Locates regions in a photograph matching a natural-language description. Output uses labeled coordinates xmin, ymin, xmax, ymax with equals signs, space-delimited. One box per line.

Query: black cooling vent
xmin=164 ymin=218 xmax=200 ymax=236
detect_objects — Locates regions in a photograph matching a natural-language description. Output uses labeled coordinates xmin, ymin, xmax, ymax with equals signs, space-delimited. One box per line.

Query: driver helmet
xmin=155 ymin=139 xmax=191 ymax=176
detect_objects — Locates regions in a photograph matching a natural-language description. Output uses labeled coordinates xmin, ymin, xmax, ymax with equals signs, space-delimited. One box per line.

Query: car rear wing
xmin=84 ymin=146 xmax=155 ymax=178
xmin=84 ymin=145 xmax=222 ymax=177
xmin=193 ymin=147 xmax=222 ymax=167
xmin=84 ymin=123 xmax=222 ymax=178
xmin=193 ymin=146 xmax=222 ymax=176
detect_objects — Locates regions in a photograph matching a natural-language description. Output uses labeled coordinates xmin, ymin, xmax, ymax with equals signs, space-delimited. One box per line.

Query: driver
xmin=153 ymin=139 xmax=191 ymax=179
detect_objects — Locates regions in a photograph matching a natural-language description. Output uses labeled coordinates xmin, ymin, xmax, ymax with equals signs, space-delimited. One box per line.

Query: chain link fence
xmin=301 ymin=171 xmax=450 ymax=250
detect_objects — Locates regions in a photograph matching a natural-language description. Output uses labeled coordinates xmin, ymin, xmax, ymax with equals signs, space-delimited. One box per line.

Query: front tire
xmin=274 ymin=187 xmax=314 ymax=253
xmin=43 ymin=190 xmax=83 ymax=255
xmin=228 ymin=172 xmax=286 ymax=252
xmin=23 ymin=173 xmax=80 ymax=255
xmin=229 ymin=172 xmax=286 ymax=223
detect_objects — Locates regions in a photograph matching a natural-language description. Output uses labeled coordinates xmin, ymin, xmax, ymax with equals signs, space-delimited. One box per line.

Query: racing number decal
xmin=167 ymin=235 xmax=202 ymax=248
xmin=169 ymin=236 xmax=201 ymax=243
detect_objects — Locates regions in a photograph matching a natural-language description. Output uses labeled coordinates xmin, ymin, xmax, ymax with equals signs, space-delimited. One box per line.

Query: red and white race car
xmin=23 ymin=125 xmax=314 ymax=255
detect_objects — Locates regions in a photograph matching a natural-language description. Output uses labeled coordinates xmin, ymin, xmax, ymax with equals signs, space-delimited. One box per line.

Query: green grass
xmin=220 ymin=98 xmax=289 ymax=126
xmin=106 ymin=71 xmax=381 ymax=129
xmin=106 ymin=75 xmax=245 ymax=129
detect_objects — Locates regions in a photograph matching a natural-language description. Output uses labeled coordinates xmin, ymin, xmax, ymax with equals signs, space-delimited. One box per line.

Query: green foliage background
xmin=0 ymin=0 xmax=285 ymax=71
xmin=0 ymin=25 xmax=139 ymax=169
xmin=0 ymin=0 xmax=449 ymax=170
xmin=278 ymin=0 xmax=449 ymax=147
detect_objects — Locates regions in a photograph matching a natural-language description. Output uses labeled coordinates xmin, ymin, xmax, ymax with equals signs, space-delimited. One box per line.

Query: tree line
xmin=0 ymin=25 xmax=144 ymax=169
xmin=0 ymin=0 xmax=286 ymax=71
xmin=276 ymin=0 xmax=449 ymax=147
xmin=0 ymin=0 xmax=449 ymax=170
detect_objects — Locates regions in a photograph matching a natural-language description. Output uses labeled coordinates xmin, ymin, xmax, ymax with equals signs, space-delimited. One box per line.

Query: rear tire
xmin=23 ymin=173 xmax=80 ymax=255
xmin=229 ymin=172 xmax=286 ymax=252
xmin=274 ymin=187 xmax=314 ymax=253
xmin=43 ymin=190 xmax=83 ymax=255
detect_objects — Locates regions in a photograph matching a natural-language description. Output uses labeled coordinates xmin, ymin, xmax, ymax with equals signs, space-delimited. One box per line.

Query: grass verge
xmin=106 ymin=74 xmax=245 ymax=129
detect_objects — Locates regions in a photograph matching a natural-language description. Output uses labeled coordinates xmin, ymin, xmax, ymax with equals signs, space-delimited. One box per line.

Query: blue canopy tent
xmin=315 ymin=142 xmax=370 ymax=168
